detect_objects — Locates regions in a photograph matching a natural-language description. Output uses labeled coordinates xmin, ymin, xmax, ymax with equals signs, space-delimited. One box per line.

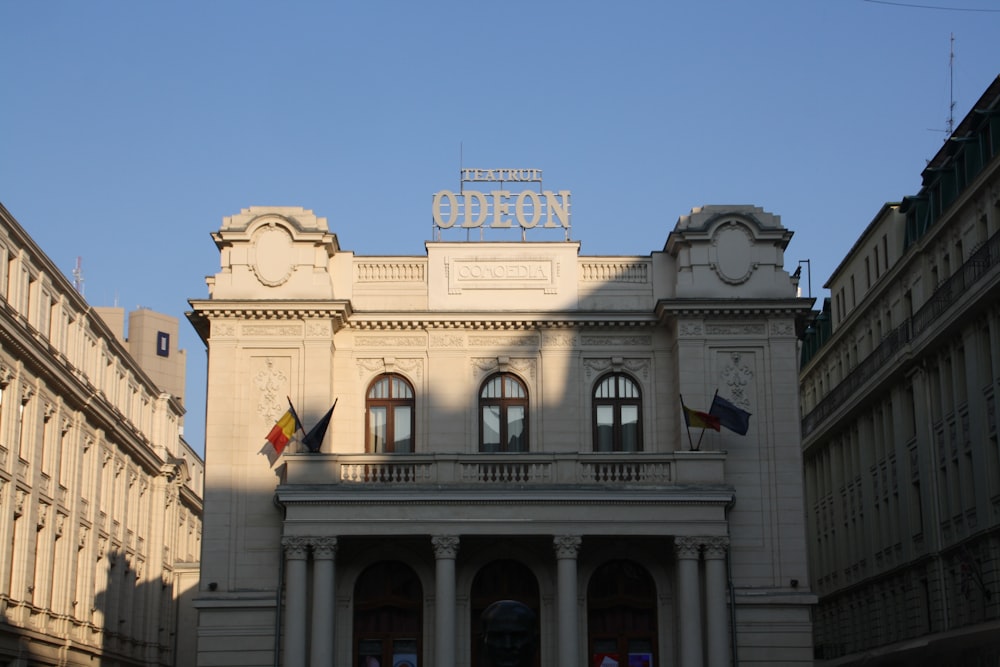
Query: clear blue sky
xmin=2 ymin=1 xmax=998 ymax=456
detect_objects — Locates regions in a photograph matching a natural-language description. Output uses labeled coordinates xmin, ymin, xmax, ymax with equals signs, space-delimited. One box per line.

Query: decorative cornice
xmin=347 ymin=316 xmax=658 ymax=331
xmin=656 ymin=298 xmax=814 ymax=320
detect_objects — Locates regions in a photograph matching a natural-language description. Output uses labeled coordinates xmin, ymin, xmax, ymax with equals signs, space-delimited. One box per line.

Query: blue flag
xmin=709 ymin=394 xmax=751 ymax=435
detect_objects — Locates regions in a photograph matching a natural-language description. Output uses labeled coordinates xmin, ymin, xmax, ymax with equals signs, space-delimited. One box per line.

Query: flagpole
xmin=680 ymin=394 xmax=695 ymax=451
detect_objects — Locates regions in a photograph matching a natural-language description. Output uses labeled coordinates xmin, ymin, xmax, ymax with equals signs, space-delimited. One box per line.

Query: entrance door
xmin=469 ymin=559 xmax=540 ymax=667
xmin=587 ymin=560 xmax=657 ymax=667
xmin=354 ymin=561 xmax=422 ymax=667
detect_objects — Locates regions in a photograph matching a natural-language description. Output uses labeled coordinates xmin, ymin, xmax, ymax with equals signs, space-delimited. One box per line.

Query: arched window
xmin=366 ymin=374 xmax=415 ymax=453
xmin=593 ymin=373 xmax=642 ymax=452
xmin=479 ymin=373 xmax=528 ymax=452
xmin=354 ymin=561 xmax=422 ymax=666
xmin=587 ymin=560 xmax=657 ymax=666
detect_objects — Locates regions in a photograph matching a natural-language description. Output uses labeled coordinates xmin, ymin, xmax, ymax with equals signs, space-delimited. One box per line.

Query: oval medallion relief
xmin=713 ymin=222 xmax=754 ymax=285
xmin=251 ymin=224 xmax=295 ymax=287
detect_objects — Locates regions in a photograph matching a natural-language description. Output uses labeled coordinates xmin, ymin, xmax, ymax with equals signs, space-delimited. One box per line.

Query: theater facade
xmin=188 ymin=198 xmax=816 ymax=667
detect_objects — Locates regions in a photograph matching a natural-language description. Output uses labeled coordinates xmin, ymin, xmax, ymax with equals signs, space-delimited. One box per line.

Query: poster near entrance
xmin=592 ymin=653 xmax=654 ymax=667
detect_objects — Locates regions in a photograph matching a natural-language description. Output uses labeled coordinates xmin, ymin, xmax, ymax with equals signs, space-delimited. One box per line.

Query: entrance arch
xmin=354 ymin=561 xmax=422 ymax=666
xmin=469 ymin=559 xmax=540 ymax=667
xmin=587 ymin=559 xmax=658 ymax=666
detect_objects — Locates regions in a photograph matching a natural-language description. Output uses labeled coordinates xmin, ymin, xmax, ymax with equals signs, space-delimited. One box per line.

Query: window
xmin=366 ymin=374 xmax=414 ymax=453
xmin=593 ymin=373 xmax=642 ymax=452
xmin=479 ymin=373 xmax=528 ymax=452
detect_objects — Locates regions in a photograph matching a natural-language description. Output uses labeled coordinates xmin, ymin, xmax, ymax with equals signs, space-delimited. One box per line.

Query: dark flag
xmin=709 ymin=393 xmax=751 ymax=435
xmin=302 ymin=399 xmax=337 ymax=453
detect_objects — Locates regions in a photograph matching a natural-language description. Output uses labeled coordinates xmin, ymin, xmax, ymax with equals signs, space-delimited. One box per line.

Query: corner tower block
xmin=207 ymin=206 xmax=339 ymax=300
xmin=666 ymin=205 xmax=795 ymax=299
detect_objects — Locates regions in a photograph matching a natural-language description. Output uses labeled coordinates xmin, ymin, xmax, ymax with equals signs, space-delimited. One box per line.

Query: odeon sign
xmin=432 ymin=168 xmax=571 ymax=231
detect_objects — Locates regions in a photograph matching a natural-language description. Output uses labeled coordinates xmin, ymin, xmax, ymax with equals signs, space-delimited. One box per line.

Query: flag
xmin=302 ymin=399 xmax=337 ymax=453
xmin=683 ymin=405 xmax=721 ymax=431
xmin=710 ymin=393 xmax=751 ymax=435
xmin=259 ymin=400 xmax=303 ymax=466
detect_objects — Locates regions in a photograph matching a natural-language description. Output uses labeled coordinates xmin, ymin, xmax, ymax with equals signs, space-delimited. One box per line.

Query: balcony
xmin=282 ymin=451 xmax=726 ymax=488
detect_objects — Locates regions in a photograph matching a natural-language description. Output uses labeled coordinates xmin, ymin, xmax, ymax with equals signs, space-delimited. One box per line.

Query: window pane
xmin=619 ymin=376 xmax=639 ymax=399
xmin=621 ymin=405 xmax=639 ymax=452
xmin=394 ymin=406 xmax=412 ymax=453
xmin=596 ymin=405 xmax=614 ymax=452
xmin=482 ymin=406 xmax=500 ymax=452
xmin=392 ymin=377 xmax=413 ymax=399
xmin=369 ymin=407 xmax=386 ymax=453
xmin=505 ymin=376 xmax=525 ymax=398
xmin=596 ymin=377 xmax=614 ymax=399
xmin=482 ymin=376 xmax=501 ymax=399
xmin=369 ymin=377 xmax=389 ymax=399
xmin=507 ymin=406 xmax=526 ymax=452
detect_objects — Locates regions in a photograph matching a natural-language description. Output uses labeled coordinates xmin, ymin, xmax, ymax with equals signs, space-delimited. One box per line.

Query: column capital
xmin=311 ymin=536 xmax=339 ymax=560
xmin=553 ymin=535 xmax=582 ymax=559
xmin=674 ymin=535 xmax=702 ymax=559
xmin=432 ymin=534 xmax=460 ymax=559
xmin=282 ymin=536 xmax=310 ymax=560
xmin=703 ymin=536 xmax=730 ymax=559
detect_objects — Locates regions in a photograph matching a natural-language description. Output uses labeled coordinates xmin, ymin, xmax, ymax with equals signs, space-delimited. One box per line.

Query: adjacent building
xmin=0 ymin=203 xmax=203 ymax=666
xmin=189 ymin=199 xmax=816 ymax=666
xmin=800 ymin=76 xmax=1000 ymax=665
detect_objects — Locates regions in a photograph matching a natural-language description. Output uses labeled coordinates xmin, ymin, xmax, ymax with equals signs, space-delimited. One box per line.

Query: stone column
xmin=310 ymin=537 xmax=338 ymax=667
xmin=283 ymin=536 xmax=310 ymax=667
xmin=432 ymin=535 xmax=460 ymax=667
xmin=704 ymin=536 xmax=730 ymax=667
xmin=674 ymin=536 xmax=703 ymax=667
xmin=553 ymin=535 xmax=582 ymax=667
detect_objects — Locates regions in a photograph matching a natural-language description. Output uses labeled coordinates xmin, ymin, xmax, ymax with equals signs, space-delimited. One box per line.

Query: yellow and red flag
xmin=258 ymin=400 xmax=303 ymax=466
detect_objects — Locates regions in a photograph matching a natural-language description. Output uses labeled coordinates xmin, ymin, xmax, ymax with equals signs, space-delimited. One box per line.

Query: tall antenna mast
xmin=947 ymin=32 xmax=955 ymax=136
xmin=72 ymin=256 xmax=84 ymax=295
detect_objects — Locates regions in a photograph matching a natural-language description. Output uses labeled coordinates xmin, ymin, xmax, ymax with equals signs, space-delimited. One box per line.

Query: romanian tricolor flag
xmin=258 ymin=401 xmax=302 ymax=467
xmin=683 ymin=405 xmax=721 ymax=432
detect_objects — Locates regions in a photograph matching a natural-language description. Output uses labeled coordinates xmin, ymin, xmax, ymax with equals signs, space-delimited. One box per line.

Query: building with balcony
xmin=0 ymin=203 xmax=204 ymax=666
xmin=799 ymin=76 xmax=1000 ymax=665
xmin=188 ymin=202 xmax=816 ymax=667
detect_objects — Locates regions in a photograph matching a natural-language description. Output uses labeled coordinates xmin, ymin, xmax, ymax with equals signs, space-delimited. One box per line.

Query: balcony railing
xmin=282 ymin=451 xmax=726 ymax=488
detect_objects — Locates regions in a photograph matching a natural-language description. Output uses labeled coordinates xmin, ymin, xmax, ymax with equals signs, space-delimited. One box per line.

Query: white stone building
xmin=189 ymin=202 xmax=816 ymax=667
xmin=800 ymin=76 xmax=1000 ymax=665
xmin=0 ymin=203 xmax=204 ymax=666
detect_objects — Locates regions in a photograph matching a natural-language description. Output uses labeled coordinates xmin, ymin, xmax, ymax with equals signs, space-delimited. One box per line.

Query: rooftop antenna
xmin=72 ymin=256 xmax=84 ymax=295
xmin=947 ymin=32 xmax=955 ymax=136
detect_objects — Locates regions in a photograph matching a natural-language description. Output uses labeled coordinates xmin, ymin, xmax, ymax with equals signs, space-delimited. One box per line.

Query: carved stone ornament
xmin=674 ymin=536 xmax=701 ymax=559
xmin=583 ymin=358 xmax=650 ymax=380
xmin=710 ymin=220 xmax=757 ymax=285
xmin=770 ymin=320 xmax=795 ymax=337
xmin=719 ymin=352 xmax=754 ymax=409
xmin=703 ymin=536 xmax=730 ymax=559
xmin=581 ymin=335 xmax=651 ymax=347
xmin=0 ymin=363 xmax=13 ymax=388
xmin=541 ymin=332 xmax=576 ymax=348
xmin=429 ymin=333 xmax=466 ymax=348
xmin=311 ymin=536 xmax=338 ymax=559
xmin=250 ymin=223 xmax=296 ymax=287
xmin=432 ymin=535 xmax=460 ymax=559
xmin=282 ymin=536 xmax=309 ymax=560
xmin=678 ymin=322 xmax=703 ymax=337
xmin=213 ymin=322 xmax=236 ymax=338
xmin=14 ymin=489 xmax=26 ymax=517
xmin=472 ymin=357 xmax=536 ymax=381
xmin=553 ymin=535 xmax=582 ymax=558
xmin=254 ymin=358 xmax=288 ymax=424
